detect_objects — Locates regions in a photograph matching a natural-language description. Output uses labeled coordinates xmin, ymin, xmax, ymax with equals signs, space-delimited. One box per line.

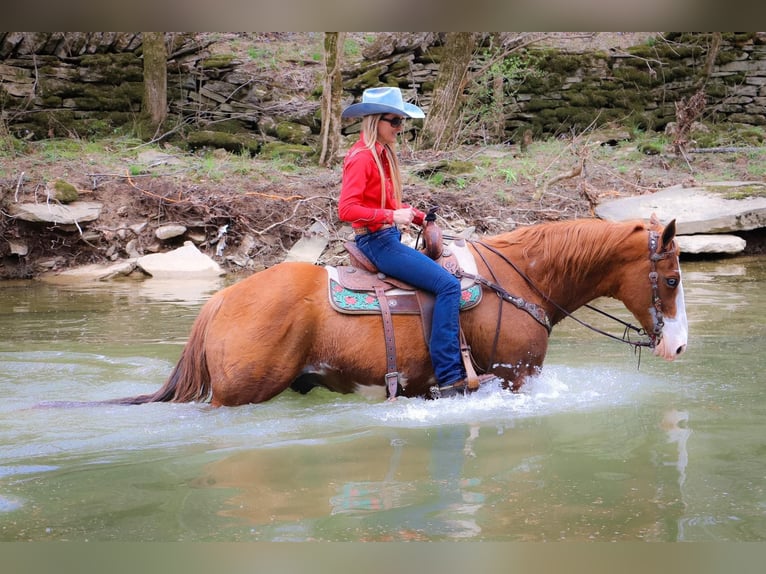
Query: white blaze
xmin=653 ymin=274 xmax=688 ymax=361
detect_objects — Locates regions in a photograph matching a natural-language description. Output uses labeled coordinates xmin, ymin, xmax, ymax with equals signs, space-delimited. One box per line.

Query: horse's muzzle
xmin=653 ymin=338 xmax=687 ymax=361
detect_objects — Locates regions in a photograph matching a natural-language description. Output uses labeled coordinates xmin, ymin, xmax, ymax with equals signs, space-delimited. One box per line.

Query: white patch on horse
xmin=654 ymin=274 xmax=689 ymax=360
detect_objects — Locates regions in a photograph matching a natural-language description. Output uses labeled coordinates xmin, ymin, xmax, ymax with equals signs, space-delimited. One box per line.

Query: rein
xmin=452 ymin=229 xmax=671 ymax=360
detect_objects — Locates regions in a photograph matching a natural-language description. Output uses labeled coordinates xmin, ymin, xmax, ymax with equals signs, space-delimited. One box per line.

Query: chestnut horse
xmin=114 ymin=215 xmax=688 ymax=406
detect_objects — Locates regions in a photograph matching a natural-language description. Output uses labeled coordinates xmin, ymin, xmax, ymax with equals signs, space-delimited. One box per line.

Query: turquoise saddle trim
xmin=330 ymin=279 xmax=482 ymax=313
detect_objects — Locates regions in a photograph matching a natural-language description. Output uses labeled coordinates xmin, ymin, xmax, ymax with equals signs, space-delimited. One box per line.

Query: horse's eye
xmin=665 ymin=277 xmax=679 ymax=288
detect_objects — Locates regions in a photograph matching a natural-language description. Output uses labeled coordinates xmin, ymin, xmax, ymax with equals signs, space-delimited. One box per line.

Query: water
xmin=0 ymin=258 xmax=764 ymax=542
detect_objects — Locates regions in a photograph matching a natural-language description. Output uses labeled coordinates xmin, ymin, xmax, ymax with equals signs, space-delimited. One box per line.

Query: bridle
xmin=453 ymin=228 xmax=676 ymax=369
xmin=646 ymin=230 xmax=672 ymax=345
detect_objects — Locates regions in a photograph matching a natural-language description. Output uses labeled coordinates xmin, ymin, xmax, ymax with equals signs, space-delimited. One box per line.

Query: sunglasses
xmin=380 ymin=116 xmax=405 ymax=127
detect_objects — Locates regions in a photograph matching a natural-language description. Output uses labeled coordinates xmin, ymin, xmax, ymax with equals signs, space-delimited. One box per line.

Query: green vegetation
xmin=461 ymin=45 xmax=544 ymax=144
xmin=708 ymin=184 xmax=766 ymax=200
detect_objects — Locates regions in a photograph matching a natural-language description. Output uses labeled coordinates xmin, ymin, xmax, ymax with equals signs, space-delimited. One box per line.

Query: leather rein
xmin=448 ymin=229 xmax=672 ymax=370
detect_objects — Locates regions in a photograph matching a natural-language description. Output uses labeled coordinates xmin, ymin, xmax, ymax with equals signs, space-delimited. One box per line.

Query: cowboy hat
xmin=341 ymin=86 xmax=425 ymax=119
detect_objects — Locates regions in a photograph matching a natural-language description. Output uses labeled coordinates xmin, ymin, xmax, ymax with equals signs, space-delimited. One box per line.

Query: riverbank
xmin=2 ymin=130 xmax=765 ymax=280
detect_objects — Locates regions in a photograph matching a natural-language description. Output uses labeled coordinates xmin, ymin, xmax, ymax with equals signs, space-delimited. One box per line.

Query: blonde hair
xmin=361 ymin=115 xmax=403 ymax=208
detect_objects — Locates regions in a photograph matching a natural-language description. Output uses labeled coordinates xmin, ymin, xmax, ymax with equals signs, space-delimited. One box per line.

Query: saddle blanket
xmin=326 ymin=266 xmax=482 ymax=315
xmin=326 ymin=235 xmax=483 ymax=315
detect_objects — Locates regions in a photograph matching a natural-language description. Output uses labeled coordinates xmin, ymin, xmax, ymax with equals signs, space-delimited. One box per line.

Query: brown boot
xmin=429 ymin=374 xmax=499 ymax=399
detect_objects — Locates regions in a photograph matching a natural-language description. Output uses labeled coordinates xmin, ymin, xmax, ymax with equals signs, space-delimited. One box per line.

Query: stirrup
xmin=429 ymin=382 xmax=465 ymax=399
xmin=429 ymin=373 xmax=499 ymax=400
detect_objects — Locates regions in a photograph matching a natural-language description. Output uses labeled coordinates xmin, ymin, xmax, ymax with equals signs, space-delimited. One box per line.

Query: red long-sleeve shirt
xmin=338 ymin=140 xmax=424 ymax=233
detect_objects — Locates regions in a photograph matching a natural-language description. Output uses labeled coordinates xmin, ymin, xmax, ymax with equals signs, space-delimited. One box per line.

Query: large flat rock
xmin=137 ymin=241 xmax=224 ymax=279
xmin=676 ymin=234 xmax=746 ymax=254
xmin=9 ymin=201 xmax=103 ymax=224
xmin=41 ymin=260 xmax=138 ymax=282
xmin=595 ymin=182 xmax=766 ymax=235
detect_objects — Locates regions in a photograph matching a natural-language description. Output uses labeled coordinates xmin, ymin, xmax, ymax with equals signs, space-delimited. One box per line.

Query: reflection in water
xmin=187 ymin=407 xmax=692 ymax=542
xmin=427 ymin=426 xmax=484 ymax=539
xmin=662 ymin=409 xmax=690 ymax=490
xmin=195 ymin=426 xmax=487 ymax=541
xmin=38 ymin=275 xmax=226 ymax=305
xmin=329 ymin=438 xmax=415 ymax=514
xmin=661 ymin=408 xmax=692 ymax=541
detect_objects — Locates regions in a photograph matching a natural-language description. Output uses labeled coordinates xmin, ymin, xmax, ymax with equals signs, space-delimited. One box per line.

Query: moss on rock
xmin=51 ymin=179 xmax=79 ymax=203
xmin=200 ymin=54 xmax=236 ymax=69
xmin=258 ymin=141 xmax=315 ymax=163
xmin=186 ymin=130 xmax=261 ymax=155
xmin=275 ymin=121 xmax=312 ymax=145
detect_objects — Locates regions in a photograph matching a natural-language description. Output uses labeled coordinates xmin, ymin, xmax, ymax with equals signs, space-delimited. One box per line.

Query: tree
xmin=318 ymin=32 xmax=346 ymax=167
xmin=419 ymin=33 xmax=544 ymax=149
xmin=141 ymin=32 xmax=168 ymax=136
xmin=671 ymin=32 xmax=722 ymax=161
xmin=417 ymin=32 xmax=477 ymax=151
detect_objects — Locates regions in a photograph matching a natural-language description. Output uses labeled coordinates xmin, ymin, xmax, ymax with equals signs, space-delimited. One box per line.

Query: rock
xmin=8 ymin=239 xmax=28 ymax=256
xmin=136 ymin=240 xmax=224 ymax=279
xmin=676 ymin=234 xmax=746 ymax=254
xmin=595 ymin=182 xmax=766 ymax=235
xmin=284 ymin=221 xmax=329 ymax=263
xmin=136 ymin=150 xmax=184 ymax=166
xmin=41 ymin=260 xmax=138 ymax=282
xmin=124 ymin=238 xmax=142 ymax=258
xmin=186 ymin=130 xmax=261 ymax=155
xmin=155 ymin=224 xmax=187 ymax=240
xmin=8 ymin=201 xmax=103 ymax=224
xmin=226 ymin=233 xmax=257 ymax=267
xmin=275 ymin=121 xmax=312 ymax=145
xmin=258 ymin=141 xmax=314 ymax=162
xmin=186 ymin=231 xmax=207 ymax=244
xmin=47 ymin=179 xmax=79 ymax=203
xmin=129 ymin=222 xmax=148 ymax=235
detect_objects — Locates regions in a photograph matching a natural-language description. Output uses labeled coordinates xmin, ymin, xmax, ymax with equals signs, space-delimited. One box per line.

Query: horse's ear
xmin=661 ymin=218 xmax=677 ymax=249
xmin=649 ymin=212 xmax=661 ymax=227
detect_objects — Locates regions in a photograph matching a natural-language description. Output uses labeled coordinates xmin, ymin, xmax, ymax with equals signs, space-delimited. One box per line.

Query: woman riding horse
xmin=338 ymin=86 xmax=494 ymax=398
xmin=109 ymin=213 xmax=689 ymax=407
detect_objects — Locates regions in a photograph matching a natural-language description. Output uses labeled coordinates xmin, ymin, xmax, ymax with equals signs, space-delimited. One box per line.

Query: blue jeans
xmin=356 ymin=227 xmax=464 ymax=386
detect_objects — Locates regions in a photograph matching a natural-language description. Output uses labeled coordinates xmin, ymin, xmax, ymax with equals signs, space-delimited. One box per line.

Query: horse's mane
xmin=483 ymin=218 xmax=647 ymax=286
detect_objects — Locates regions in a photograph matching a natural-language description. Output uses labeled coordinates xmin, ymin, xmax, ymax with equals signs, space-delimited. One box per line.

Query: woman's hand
xmin=392 ymin=207 xmax=415 ymax=226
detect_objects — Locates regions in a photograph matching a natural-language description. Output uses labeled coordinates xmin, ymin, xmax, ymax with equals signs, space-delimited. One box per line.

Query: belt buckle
xmin=385 ymin=371 xmax=400 ymax=401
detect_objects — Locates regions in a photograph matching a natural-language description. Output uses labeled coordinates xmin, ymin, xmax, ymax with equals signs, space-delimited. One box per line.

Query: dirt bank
xmin=2 ymin=32 xmax=764 ymax=279
xmin=2 ymin=129 xmax=763 ymax=281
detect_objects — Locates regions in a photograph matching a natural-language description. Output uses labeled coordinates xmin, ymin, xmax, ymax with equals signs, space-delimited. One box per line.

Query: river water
xmin=0 ymin=257 xmax=764 ymax=542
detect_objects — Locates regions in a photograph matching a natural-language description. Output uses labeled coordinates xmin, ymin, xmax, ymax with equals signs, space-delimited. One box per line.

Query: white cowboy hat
xmin=341 ymin=86 xmax=425 ymax=119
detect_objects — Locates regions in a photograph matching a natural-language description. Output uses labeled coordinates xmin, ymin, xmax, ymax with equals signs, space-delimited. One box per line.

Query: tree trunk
xmin=142 ymin=32 xmax=168 ymax=133
xmin=319 ymin=32 xmax=346 ymax=167
xmin=417 ymin=32 xmax=476 ymax=151
xmin=488 ymin=33 xmax=505 ymax=143
xmin=673 ymin=33 xmax=722 ymax=159
xmin=699 ymin=32 xmax=722 ymax=89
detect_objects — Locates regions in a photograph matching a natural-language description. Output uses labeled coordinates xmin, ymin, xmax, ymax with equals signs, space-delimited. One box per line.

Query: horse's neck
xmin=493 ymin=229 xmax=631 ymax=320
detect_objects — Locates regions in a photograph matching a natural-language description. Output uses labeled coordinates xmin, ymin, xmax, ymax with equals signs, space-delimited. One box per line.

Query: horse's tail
xmin=109 ymin=295 xmax=224 ymax=405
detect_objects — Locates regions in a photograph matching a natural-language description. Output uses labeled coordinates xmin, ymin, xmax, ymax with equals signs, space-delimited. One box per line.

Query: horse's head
xmin=625 ymin=214 xmax=688 ymax=361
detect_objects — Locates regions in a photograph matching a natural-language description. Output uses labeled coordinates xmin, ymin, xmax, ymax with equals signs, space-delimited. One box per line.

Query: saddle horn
xmin=422 ymin=206 xmax=443 ymax=260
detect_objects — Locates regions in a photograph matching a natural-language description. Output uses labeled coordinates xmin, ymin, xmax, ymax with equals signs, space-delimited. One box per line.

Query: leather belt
xmin=374 ymin=285 xmax=400 ymax=401
xmin=353 ymin=224 xmax=394 ymax=236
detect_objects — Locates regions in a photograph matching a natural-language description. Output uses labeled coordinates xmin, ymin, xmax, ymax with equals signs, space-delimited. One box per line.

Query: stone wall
xmin=1 ymin=32 xmax=765 ymax=146
xmin=0 ymin=32 xmax=207 ymax=138
xmin=343 ymin=32 xmax=766 ymax=141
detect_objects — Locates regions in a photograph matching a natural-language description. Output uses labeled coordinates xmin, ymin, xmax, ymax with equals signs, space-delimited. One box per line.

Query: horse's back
xmin=207 ymin=261 xmax=332 ymax=343
xmin=220 ymin=261 xmax=327 ymax=304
